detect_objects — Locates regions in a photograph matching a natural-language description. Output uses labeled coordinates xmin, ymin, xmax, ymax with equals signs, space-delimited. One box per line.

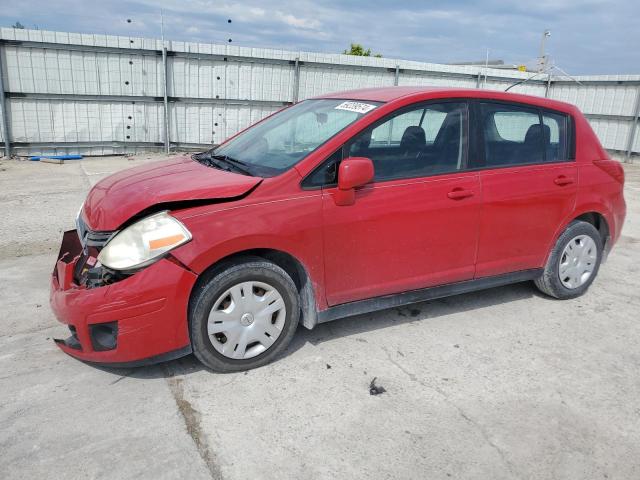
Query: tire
xmin=534 ymin=220 xmax=603 ymax=299
xmin=189 ymin=257 xmax=300 ymax=372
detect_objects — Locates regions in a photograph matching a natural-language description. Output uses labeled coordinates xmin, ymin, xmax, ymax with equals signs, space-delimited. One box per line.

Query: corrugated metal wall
xmin=0 ymin=27 xmax=638 ymax=159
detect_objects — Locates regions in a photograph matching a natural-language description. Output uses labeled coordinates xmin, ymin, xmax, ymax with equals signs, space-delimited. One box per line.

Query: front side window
xmin=212 ymin=99 xmax=381 ymax=177
xmin=346 ymin=102 xmax=468 ymax=182
xmin=479 ymin=102 xmax=571 ymax=167
xmin=302 ymin=149 xmax=341 ymax=188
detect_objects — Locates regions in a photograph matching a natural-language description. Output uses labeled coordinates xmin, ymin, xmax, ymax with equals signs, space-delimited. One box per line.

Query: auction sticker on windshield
xmin=334 ymin=101 xmax=378 ymax=114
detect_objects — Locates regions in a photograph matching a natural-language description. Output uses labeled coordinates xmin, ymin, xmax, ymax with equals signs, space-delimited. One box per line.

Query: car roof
xmin=316 ymin=86 xmax=576 ymax=113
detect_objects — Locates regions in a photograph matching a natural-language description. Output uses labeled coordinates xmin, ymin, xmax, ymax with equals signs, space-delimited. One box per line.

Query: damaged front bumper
xmin=50 ymin=229 xmax=196 ymax=367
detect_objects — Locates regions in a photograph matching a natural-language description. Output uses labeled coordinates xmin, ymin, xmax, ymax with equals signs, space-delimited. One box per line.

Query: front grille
xmin=77 ymin=215 xmax=114 ymax=248
xmin=74 ymin=216 xmax=118 ymax=288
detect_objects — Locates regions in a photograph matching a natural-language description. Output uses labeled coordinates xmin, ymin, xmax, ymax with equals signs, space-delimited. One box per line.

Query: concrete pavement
xmin=1 ymin=154 xmax=639 ymax=480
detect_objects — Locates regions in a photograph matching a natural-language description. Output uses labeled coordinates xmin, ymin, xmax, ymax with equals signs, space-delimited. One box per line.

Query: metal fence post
xmin=0 ymin=45 xmax=11 ymax=157
xmin=545 ymin=74 xmax=552 ymax=98
xmin=292 ymin=57 xmax=300 ymax=103
xmin=625 ymin=86 xmax=640 ymax=163
xmin=394 ymin=65 xmax=400 ymax=86
xmin=162 ymin=46 xmax=170 ymax=154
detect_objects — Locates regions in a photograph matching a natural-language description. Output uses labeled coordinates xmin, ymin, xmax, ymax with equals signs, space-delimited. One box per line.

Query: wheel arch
xmin=545 ymin=207 xmax=612 ymax=265
xmin=574 ymin=211 xmax=610 ymax=244
xmin=188 ymin=248 xmax=319 ymax=330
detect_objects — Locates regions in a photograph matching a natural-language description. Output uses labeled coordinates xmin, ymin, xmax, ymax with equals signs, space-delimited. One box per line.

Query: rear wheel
xmin=189 ymin=258 xmax=300 ymax=372
xmin=534 ymin=220 xmax=603 ymax=299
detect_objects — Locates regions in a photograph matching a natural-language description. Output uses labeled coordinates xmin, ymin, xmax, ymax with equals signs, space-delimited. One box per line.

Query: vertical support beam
xmin=625 ymin=86 xmax=640 ymax=163
xmin=161 ymin=46 xmax=170 ymax=154
xmin=475 ymin=72 xmax=482 ymax=88
xmin=0 ymin=45 xmax=11 ymax=157
xmin=545 ymin=74 xmax=552 ymax=98
xmin=292 ymin=57 xmax=300 ymax=103
xmin=389 ymin=64 xmax=400 ymax=144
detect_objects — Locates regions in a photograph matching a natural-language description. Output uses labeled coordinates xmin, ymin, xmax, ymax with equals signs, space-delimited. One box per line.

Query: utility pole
xmin=538 ymin=30 xmax=551 ymax=73
xmin=484 ymin=48 xmax=489 ymax=87
xmin=160 ymin=9 xmax=170 ymax=154
xmin=0 ymin=44 xmax=11 ymax=157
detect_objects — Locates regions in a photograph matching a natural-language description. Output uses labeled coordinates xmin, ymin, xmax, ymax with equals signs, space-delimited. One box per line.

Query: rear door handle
xmin=554 ymin=175 xmax=574 ymax=186
xmin=447 ymin=188 xmax=474 ymax=200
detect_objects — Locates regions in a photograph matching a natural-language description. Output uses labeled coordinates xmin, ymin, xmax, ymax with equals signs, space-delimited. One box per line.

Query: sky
xmin=1 ymin=0 xmax=638 ymax=75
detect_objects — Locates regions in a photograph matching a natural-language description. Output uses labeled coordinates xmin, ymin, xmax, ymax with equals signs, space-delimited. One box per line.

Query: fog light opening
xmin=89 ymin=322 xmax=118 ymax=351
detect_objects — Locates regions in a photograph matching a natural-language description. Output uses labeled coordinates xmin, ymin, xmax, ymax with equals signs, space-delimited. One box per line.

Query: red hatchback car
xmin=50 ymin=87 xmax=626 ymax=372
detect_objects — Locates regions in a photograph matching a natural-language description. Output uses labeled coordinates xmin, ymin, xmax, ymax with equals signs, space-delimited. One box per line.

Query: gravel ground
xmin=1 ymin=154 xmax=639 ymax=480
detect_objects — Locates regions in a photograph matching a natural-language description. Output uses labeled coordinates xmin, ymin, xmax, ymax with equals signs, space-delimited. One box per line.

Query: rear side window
xmin=478 ymin=102 xmax=571 ymax=167
xmin=480 ymin=103 xmax=543 ymax=166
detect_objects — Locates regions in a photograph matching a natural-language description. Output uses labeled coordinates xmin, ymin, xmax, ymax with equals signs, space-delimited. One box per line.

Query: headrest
xmin=400 ymin=126 xmax=426 ymax=149
xmin=524 ymin=124 xmax=551 ymax=146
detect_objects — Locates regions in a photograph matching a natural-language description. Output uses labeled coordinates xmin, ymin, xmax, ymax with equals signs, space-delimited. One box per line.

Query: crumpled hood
xmin=83 ymin=155 xmax=262 ymax=231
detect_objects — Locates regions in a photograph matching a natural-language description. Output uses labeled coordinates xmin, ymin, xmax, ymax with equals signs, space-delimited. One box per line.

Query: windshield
xmin=210 ymin=99 xmax=381 ymax=177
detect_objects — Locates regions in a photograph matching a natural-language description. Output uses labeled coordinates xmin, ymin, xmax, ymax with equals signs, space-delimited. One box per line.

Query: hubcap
xmin=558 ymin=234 xmax=597 ymax=289
xmin=207 ymin=281 xmax=286 ymax=360
xmin=240 ymin=313 xmax=255 ymax=326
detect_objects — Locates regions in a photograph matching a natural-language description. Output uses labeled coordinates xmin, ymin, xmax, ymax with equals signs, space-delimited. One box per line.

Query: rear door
xmin=313 ymin=101 xmax=481 ymax=306
xmin=473 ymin=101 xmax=577 ymax=277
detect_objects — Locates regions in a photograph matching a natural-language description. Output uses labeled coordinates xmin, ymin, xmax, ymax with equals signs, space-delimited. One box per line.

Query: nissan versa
xmin=50 ymin=87 xmax=626 ymax=372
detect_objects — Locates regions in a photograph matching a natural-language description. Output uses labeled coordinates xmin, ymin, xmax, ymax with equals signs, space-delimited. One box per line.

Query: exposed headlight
xmin=97 ymin=211 xmax=192 ymax=271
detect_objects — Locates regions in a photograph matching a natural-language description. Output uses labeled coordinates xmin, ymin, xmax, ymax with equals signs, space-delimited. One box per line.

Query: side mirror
xmin=334 ymin=157 xmax=374 ymax=206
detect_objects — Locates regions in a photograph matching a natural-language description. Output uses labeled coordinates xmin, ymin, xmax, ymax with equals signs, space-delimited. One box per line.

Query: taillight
xmin=594 ymin=159 xmax=625 ymax=184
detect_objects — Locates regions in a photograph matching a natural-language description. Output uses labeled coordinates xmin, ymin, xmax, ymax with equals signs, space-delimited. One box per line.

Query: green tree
xmin=12 ymin=21 xmax=25 ymax=29
xmin=343 ymin=43 xmax=382 ymax=58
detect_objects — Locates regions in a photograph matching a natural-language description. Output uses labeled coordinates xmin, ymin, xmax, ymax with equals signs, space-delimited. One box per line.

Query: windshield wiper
xmin=210 ymin=155 xmax=253 ymax=176
xmin=192 ymin=152 xmax=253 ymax=176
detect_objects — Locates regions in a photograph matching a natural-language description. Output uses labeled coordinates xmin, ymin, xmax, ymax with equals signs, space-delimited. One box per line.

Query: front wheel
xmin=534 ymin=220 xmax=603 ymax=299
xmin=189 ymin=258 xmax=300 ymax=372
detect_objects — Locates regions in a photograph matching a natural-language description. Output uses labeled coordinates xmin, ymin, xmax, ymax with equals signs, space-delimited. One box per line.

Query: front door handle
xmin=554 ymin=175 xmax=574 ymax=186
xmin=447 ymin=188 xmax=474 ymax=200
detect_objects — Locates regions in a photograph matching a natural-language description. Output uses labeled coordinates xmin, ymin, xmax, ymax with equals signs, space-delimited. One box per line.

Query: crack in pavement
xmin=0 ymin=188 xmax=88 ymax=202
xmin=163 ymin=367 xmax=223 ymax=480
xmin=0 ymin=324 xmax=59 ymax=339
xmin=78 ymin=162 xmax=95 ymax=189
xmin=381 ymin=346 xmax=521 ymax=479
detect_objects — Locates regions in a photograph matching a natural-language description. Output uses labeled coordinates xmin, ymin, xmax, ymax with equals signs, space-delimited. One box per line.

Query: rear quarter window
xmin=542 ymin=111 xmax=570 ymax=162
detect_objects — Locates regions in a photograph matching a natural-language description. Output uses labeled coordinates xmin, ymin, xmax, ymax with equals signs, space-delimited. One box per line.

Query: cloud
xmin=0 ymin=0 xmax=638 ymax=74
xmin=248 ymin=7 xmax=265 ymax=16
xmin=276 ymin=12 xmax=321 ymax=30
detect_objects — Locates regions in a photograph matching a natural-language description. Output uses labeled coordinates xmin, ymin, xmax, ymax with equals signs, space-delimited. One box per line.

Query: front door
xmin=320 ymin=101 xmax=481 ymax=306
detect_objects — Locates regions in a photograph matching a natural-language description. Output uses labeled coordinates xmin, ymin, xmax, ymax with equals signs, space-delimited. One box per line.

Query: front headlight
xmin=97 ymin=211 xmax=192 ymax=271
